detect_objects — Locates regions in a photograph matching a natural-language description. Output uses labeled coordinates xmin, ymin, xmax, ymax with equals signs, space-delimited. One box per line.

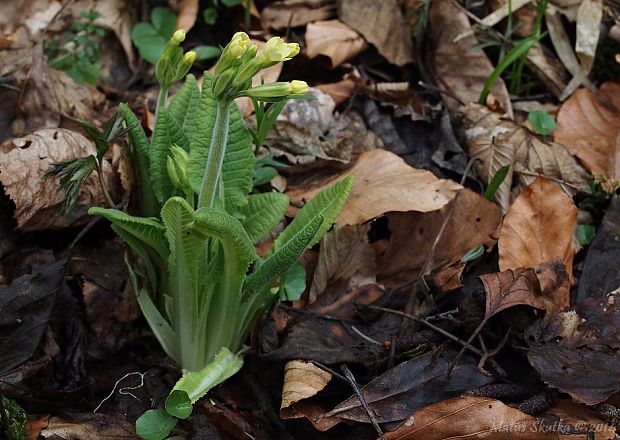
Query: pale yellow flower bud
xmin=285 ymin=43 xmax=300 ymax=59
xmin=172 ymin=30 xmax=186 ymax=44
xmin=263 ymin=37 xmax=289 ymax=62
xmin=290 ymin=80 xmax=308 ymax=94
xmin=183 ymin=51 xmax=197 ymax=65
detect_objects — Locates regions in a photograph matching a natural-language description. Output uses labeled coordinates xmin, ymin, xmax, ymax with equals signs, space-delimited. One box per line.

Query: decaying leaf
xmin=0 ymin=128 xmax=119 ymax=230
xmin=0 ymin=259 xmax=65 ymax=374
xmin=305 ymin=19 xmax=367 ymax=68
xmin=498 ymin=177 xmax=578 ymax=278
xmin=376 ymin=188 xmax=501 ymax=285
xmin=382 ymin=395 xmax=614 ymax=439
xmin=261 ymin=1 xmax=336 ymax=30
xmin=316 ymin=79 xmax=356 ymax=106
xmin=338 ymin=0 xmax=413 ymax=66
xmin=575 ymin=0 xmax=603 ymax=73
xmin=430 ymin=0 xmax=512 ymax=117
xmin=308 ymin=223 xmax=377 ymax=304
xmin=280 ymin=360 xmax=332 ymax=409
xmin=0 ymin=46 xmax=103 ymax=142
xmin=265 ymin=88 xmax=381 ymax=169
xmin=289 ymin=149 xmax=462 ymax=226
xmin=554 ymin=82 xmax=620 ymax=180
xmin=327 ymin=349 xmax=493 ymax=424
xmin=40 ymin=413 xmax=134 ymax=439
xmin=457 ymin=103 xmax=589 ymax=212
xmin=527 ymin=289 xmax=620 ymax=405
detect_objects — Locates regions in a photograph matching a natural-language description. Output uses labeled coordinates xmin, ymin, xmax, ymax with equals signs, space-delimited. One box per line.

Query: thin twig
xmin=478 ymin=329 xmax=511 ymax=377
xmin=341 ymin=365 xmax=386 ymax=440
xmin=312 ymin=361 xmax=348 ymax=383
xmin=350 ymin=325 xmax=382 ymax=346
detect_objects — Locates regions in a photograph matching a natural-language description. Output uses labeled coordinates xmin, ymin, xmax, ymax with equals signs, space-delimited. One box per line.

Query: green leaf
xmin=169 ymin=74 xmax=201 ymax=142
xmin=188 ymin=73 xmax=255 ymax=215
xmin=461 ymin=244 xmax=485 ymax=263
xmin=203 ymin=7 xmax=218 ymax=25
xmin=577 ymin=224 xmax=596 ymax=246
xmin=172 ymin=347 xmax=243 ymax=403
xmin=131 ymin=8 xmax=177 ymax=64
xmin=135 ymin=409 xmax=177 ymax=440
xmin=221 ymin=0 xmax=242 ymax=6
xmin=253 ymin=166 xmax=278 ymax=187
xmin=528 ymin=110 xmax=557 ymax=136
xmin=278 ymin=261 xmax=306 ymax=301
xmin=150 ymin=108 xmax=190 ymax=203
xmin=271 ymin=176 xmax=354 ymax=253
xmin=484 ymin=165 xmax=510 ymax=200
xmin=194 ymin=45 xmax=221 ymax=61
xmin=239 ymin=192 xmax=289 ymax=243
xmin=165 ymin=390 xmax=193 ymax=419
xmin=119 ymin=104 xmax=159 ymax=217
xmin=44 ymin=155 xmax=97 ymax=214
xmin=151 ymin=7 xmax=177 ymax=36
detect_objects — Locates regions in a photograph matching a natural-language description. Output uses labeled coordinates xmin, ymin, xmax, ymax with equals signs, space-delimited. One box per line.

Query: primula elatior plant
xmin=84 ymin=31 xmax=352 ymax=437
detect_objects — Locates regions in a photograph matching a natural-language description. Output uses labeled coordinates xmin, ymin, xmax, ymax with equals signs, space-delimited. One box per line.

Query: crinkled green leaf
xmin=169 ymin=74 xmax=201 ymax=142
xmin=188 ymin=73 xmax=255 ymax=215
xmin=240 ymin=192 xmax=289 ymax=243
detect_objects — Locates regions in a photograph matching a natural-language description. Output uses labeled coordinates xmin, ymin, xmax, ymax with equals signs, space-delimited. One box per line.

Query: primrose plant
xmin=87 ymin=31 xmax=353 ymax=436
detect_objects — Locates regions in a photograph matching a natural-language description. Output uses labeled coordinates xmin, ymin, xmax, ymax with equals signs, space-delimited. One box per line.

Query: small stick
xmin=341 ymin=365 xmax=386 ymax=440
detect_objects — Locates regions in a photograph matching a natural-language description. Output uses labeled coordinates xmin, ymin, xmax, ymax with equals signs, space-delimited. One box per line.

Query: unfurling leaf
xmin=44 ymin=155 xmax=97 ymax=214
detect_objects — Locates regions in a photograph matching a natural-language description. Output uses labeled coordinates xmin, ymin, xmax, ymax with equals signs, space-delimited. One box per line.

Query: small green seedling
xmin=484 ymin=165 xmax=510 ymax=200
xmin=45 ymin=9 xmax=105 ymax=86
xmin=528 ymin=110 xmax=557 ymax=136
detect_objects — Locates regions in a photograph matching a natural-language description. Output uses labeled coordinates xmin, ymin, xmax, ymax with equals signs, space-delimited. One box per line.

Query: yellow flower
xmin=172 ymin=30 xmax=186 ymax=44
xmin=229 ymin=32 xmax=250 ymax=59
xmin=263 ymin=37 xmax=298 ymax=62
xmin=290 ymin=80 xmax=308 ymax=94
xmin=183 ymin=51 xmax=197 ymax=65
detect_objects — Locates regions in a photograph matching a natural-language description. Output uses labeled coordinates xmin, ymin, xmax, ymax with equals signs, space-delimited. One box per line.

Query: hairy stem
xmin=198 ymin=100 xmax=231 ymax=208
xmin=154 ymin=87 xmax=169 ymax=132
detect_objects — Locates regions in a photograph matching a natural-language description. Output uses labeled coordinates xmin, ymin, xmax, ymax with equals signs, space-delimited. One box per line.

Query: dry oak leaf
xmin=498 ymin=177 xmax=578 ymax=278
xmin=288 ymin=149 xmax=462 ymax=226
xmin=0 ymin=128 xmax=118 ymax=231
xmin=280 ymin=360 xmax=332 ymax=409
xmin=555 ymin=82 xmax=620 ymax=180
xmin=261 ymin=1 xmax=336 ymax=30
xmin=305 ymin=19 xmax=367 ymax=68
xmin=338 ymin=0 xmax=413 ymax=66
xmin=458 ymin=103 xmax=588 ymax=213
xmin=381 ymin=395 xmax=614 ymax=439
xmin=430 ymin=0 xmax=513 ymax=117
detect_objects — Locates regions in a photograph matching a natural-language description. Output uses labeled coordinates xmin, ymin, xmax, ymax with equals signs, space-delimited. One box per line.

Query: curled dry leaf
xmin=430 ymin=0 xmax=512 ymax=117
xmin=289 ymin=149 xmax=462 ymax=226
xmin=280 ymin=360 xmax=332 ymax=409
xmin=457 ymin=103 xmax=589 ymax=213
xmin=308 ymin=223 xmax=377 ymax=304
xmin=0 ymin=128 xmax=118 ymax=231
xmin=338 ymin=0 xmax=413 ymax=66
xmin=261 ymin=1 xmax=336 ymax=30
xmin=376 ymin=188 xmax=501 ymax=284
xmin=526 ymin=289 xmax=620 ymax=405
xmin=554 ymin=82 xmax=620 ymax=180
xmin=305 ymin=19 xmax=367 ymax=68
xmin=498 ymin=177 xmax=578 ymax=279
xmin=382 ymin=395 xmax=614 ymax=439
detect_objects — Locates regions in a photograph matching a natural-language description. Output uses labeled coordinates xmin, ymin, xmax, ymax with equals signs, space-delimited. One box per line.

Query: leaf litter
xmin=1 ymin=0 xmax=619 ymax=439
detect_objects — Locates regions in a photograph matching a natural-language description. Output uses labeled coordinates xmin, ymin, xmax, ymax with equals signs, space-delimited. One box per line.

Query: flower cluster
xmin=156 ymin=30 xmax=197 ymax=90
xmin=212 ymin=32 xmax=308 ymax=102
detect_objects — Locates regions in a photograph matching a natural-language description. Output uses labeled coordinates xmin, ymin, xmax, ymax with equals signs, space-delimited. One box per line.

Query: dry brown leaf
xmin=555 ymin=82 xmax=620 ymax=180
xmin=280 ymin=360 xmax=332 ymax=409
xmin=376 ymin=188 xmax=501 ymax=285
xmin=288 ymin=149 xmax=462 ymax=226
xmin=430 ymin=0 xmax=513 ymax=117
xmin=575 ymin=0 xmax=603 ymax=73
xmin=177 ymin=0 xmax=199 ymax=32
xmin=308 ymin=224 xmax=377 ymax=304
xmin=0 ymin=128 xmax=118 ymax=231
xmin=40 ymin=414 xmax=133 ymax=439
xmin=338 ymin=0 xmax=413 ymax=66
xmin=498 ymin=177 xmax=578 ymax=279
xmin=0 ymin=46 xmax=103 ymax=142
xmin=382 ymin=396 xmax=614 ymax=439
xmin=261 ymin=1 xmax=336 ymax=30
xmin=305 ymin=19 xmax=366 ymax=68
xmin=458 ymin=104 xmax=589 ymax=213
xmin=280 ymin=401 xmax=341 ymax=431
xmin=316 ymin=79 xmax=356 ymax=106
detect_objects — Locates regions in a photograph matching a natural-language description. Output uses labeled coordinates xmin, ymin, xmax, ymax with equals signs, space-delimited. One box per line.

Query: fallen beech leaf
xmin=305 ymin=20 xmax=367 ymax=68
xmin=316 ymin=79 xmax=356 ymax=106
xmin=280 ymin=401 xmax=341 ymax=431
xmin=289 ymin=149 xmax=462 ymax=226
xmin=308 ymin=224 xmax=377 ymax=304
xmin=458 ymin=103 xmax=588 ymax=212
xmin=376 ymin=188 xmax=501 ymax=285
xmin=261 ymin=2 xmax=336 ymax=30
xmin=554 ymin=82 xmax=620 ymax=180
xmin=338 ymin=0 xmax=413 ymax=66
xmin=40 ymin=413 xmax=133 ymax=439
xmin=498 ymin=177 xmax=578 ymax=278
xmin=177 ymin=0 xmax=199 ymax=32
xmin=281 ymin=360 xmax=332 ymax=409
xmin=430 ymin=0 xmax=512 ymax=117
xmin=382 ymin=395 xmax=612 ymax=439
xmin=527 ymin=289 xmax=620 ymax=405
xmin=327 ymin=349 xmax=493 ymax=424
xmin=0 ymin=128 xmax=119 ymax=230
